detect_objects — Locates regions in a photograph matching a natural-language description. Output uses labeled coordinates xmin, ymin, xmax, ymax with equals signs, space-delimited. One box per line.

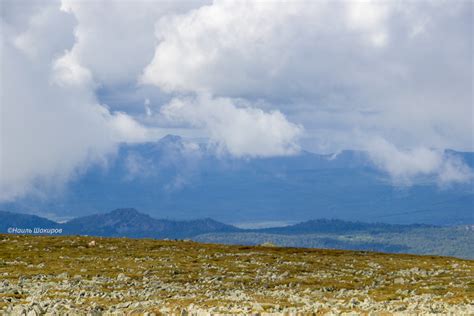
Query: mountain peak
xmin=59 ymin=208 xmax=237 ymax=238
xmin=158 ymin=134 xmax=183 ymax=144
xmin=109 ymin=208 xmax=141 ymax=217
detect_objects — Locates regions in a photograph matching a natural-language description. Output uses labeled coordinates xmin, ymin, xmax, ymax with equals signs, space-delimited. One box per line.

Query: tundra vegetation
xmin=0 ymin=234 xmax=473 ymax=315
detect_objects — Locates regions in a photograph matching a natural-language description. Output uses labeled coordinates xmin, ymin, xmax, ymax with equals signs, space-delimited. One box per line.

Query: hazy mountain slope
xmin=255 ymin=219 xmax=434 ymax=234
xmin=63 ymin=208 xmax=238 ymax=238
xmin=0 ymin=211 xmax=60 ymax=231
xmin=1 ymin=210 xmax=473 ymax=258
xmin=194 ymin=226 xmax=474 ymax=259
xmin=1 ymin=135 xmax=473 ymax=225
xmin=0 ymin=209 xmax=238 ymax=239
xmin=194 ymin=219 xmax=474 ymax=258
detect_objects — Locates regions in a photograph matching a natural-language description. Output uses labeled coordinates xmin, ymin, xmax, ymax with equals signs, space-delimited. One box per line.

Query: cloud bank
xmin=162 ymin=94 xmax=302 ymax=157
xmin=0 ymin=1 xmax=153 ymax=201
xmin=365 ymin=138 xmax=473 ymax=185
xmin=142 ymin=0 xmax=472 ymax=183
xmin=1 ymin=0 xmax=472 ymax=202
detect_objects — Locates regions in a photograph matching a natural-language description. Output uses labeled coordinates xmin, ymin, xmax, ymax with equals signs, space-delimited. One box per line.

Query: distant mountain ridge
xmin=0 ymin=209 xmax=238 ymax=239
xmin=1 ymin=209 xmax=473 ymax=258
xmin=0 ymin=208 xmax=444 ymax=238
xmin=0 ymin=211 xmax=60 ymax=232
xmin=63 ymin=208 xmax=237 ymax=238
xmin=257 ymin=218 xmax=435 ymax=235
xmin=2 ymin=135 xmax=472 ymax=226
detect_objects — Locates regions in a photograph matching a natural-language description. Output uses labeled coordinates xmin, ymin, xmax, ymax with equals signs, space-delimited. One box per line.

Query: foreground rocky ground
xmin=0 ymin=235 xmax=473 ymax=315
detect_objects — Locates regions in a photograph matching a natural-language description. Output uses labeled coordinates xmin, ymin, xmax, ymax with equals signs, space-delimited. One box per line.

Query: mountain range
xmin=0 ymin=208 xmax=236 ymax=239
xmin=1 ymin=135 xmax=473 ymax=226
xmin=1 ymin=209 xmax=473 ymax=258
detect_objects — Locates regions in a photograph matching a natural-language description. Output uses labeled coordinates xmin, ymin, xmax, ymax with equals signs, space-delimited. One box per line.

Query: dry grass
xmin=0 ymin=234 xmax=473 ymax=312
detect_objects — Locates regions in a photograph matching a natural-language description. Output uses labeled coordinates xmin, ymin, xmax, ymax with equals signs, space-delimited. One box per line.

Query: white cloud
xmin=141 ymin=1 xmax=404 ymax=97
xmin=59 ymin=0 xmax=208 ymax=86
xmin=0 ymin=2 xmax=154 ymax=202
xmin=142 ymin=0 xmax=472 ymax=182
xmin=437 ymin=155 xmax=473 ymax=185
xmin=365 ymin=137 xmax=472 ymax=185
xmin=0 ymin=0 xmax=472 ymax=202
xmin=162 ymin=94 xmax=302 ymax=157
xmin=53 ymin=51 xmax=93 ymax=87
xmin=12 ymin=1 xmax=75 ymax=61
xmin=345 ymin=1 xmax=390 ymax=47
xmin=107 ymin=112 xmax=150 ymax=143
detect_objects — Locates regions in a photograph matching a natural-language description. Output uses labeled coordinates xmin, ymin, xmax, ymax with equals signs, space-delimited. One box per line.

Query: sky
xmin=0 ymin=0 xmax=473 ymax=202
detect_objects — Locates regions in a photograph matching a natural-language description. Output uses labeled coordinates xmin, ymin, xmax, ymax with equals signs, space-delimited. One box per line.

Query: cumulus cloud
xmin=1 ymin=0 xmax=472 ymax=203
xmin=0 ymin=2 xmax=153 ymax=202
xmin=162 ymin=94 xmax=302 ymax=157
xmin=53 ymin=51 xmax=94 ymax=87
xmin=141 ymin=1 xmax=408 ymax=98
xmin=59 ymin=0 xmax=208 ymax=86
xmin=365 ymin=138 xmax=472 ymax=185
xmin=345 ymin=0 xmax=390 ymax=47
xmin=12 ymin=1 xmax=75 ymax=61
xmin=142 ymin=0 xmax=472 ymax=182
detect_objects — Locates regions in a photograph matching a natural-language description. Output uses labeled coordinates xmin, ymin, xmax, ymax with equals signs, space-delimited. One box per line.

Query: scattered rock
xmin=259 ymin=242 xmax=278 ymax=247
xmin=2 ymin=236 xmax=472 ymax=315
xmin=394 ymin=277 xmax=405 ymax=285
xmin=117 ymin=273 xmax=129 ymax=282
